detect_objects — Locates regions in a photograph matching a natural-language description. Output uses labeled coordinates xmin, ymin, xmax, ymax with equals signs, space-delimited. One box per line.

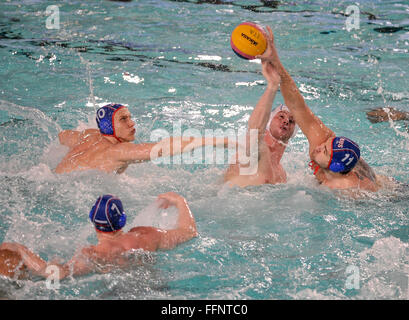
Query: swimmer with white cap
xmin=257 ymin=26 xmax=392 ymax=193
xmin=55 ymin=103 xmax=232 ymax=174
xmin=0 ymin=192 xmax=197 ymax=280
xmin=224 ymin=60 xmax=298 ymax=187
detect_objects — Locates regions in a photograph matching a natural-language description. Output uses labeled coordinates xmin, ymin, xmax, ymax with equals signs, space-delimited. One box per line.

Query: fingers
xmin=157 ymin=194 xmax=170 ymax=208
xmin=157 ymin=197 xmax=169 ymax=209
xmin=255 ymin=26 xmax=275 ymax=62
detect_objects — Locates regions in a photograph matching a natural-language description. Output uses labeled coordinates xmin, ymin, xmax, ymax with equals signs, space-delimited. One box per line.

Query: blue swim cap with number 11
xmin=328 ymin=136 xmax=361 ymax=173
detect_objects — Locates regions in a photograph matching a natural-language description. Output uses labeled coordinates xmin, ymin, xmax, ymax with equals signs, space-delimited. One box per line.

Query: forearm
xmin=14 ymin=245 xmax=57 ymax=278
xmin=153 ymin=136 xmax=232 ymax=158
xmin=248 ymin=84 xmax=279 ymax=131
xmin=175 ymin=199 xmax=197 ymax=236
xmin=276 ymin=63 xmax=309 ymax=112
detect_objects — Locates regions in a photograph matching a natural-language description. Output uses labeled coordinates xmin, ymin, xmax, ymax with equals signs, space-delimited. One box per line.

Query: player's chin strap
xmin=308 ymin=160 xmax=320 ymax=175
xmin=103 ymin=133 xmax=123 ymax=143
xmin=113 ymin=135 xmax=122 ymax=143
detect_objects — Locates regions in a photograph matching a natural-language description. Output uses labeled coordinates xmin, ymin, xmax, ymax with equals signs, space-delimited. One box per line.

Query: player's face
xmin=114 ymin=108 xmax=136 ymax=142
xmin=269 ymin=111 xmax=296 ymax=142
xmin=311 ymin=137 xmax=333 ymax=168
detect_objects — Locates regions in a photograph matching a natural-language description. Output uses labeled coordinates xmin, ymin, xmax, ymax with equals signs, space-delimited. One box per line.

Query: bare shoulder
xmin=129 ymin=226 xmax=158 ymax=234
xmin=323 ymin=174 xmax=358 ymax=190
xmin=323 ymin=169 xmax=379 ymax=192
xmin=59 ymin=128 xmax=100 ymax=148
xmin=128 ymin=226 xmax=164 ymax=240
xmin=127 ymin=226 xmax=162 ymax=251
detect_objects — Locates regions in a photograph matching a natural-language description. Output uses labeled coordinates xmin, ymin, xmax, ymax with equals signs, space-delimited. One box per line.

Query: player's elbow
xmin=58 ymin=131 xmax=67 ymax=144
xmin=176 ymin=225 xmax=198 ymax=245
xmin=186 ymin=225 xmax=198 ymax=240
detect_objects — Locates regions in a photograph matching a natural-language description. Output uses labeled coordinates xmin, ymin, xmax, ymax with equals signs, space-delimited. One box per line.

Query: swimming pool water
xmin=0 ymin=0 xmax=408 ymax=299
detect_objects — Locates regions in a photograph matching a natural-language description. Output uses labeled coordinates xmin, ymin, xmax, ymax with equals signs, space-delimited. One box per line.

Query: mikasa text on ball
xmin=230 ymin=22 xmax=267 ymax=60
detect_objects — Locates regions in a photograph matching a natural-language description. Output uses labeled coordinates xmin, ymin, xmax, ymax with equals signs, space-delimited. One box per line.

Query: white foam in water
xmin=357 ymin=236 xmax=409 ymax=299
xmin=122 ymin=72 xmax=144 ymax=85
xmin=194 ymin=55 xmax=222 ymax=61
xmin=235 ymin=80 xmax=264 ymax=87
xmin=85 ymin=96 xmax=111 ymax=110
xmin=129 ymin=199 xmax=179 ymax=230
xmin=384 ymin=106 xmax=409 ymax=140
xmin=20 ymin=163 xmax=57 ymax=183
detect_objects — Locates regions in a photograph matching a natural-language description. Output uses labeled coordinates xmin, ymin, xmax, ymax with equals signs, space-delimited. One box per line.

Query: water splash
xmin=375 ymin=74 xmax=409 ymax=140
xmin=130 ymin=199 xmax=178 ymax=230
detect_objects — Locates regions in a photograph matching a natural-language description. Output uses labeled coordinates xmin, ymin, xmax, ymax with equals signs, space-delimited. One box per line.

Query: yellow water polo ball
xmin=230 ymin=22 xmax=267 ymax=60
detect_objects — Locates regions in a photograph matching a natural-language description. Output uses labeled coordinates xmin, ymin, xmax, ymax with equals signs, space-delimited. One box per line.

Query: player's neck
xmin=102 ymin=134 xmax=123 ymax=144
xmin=96 ymin=230 xmax=123 ymax=242
xmin=265 ymin=132 xmax=287 ymax=163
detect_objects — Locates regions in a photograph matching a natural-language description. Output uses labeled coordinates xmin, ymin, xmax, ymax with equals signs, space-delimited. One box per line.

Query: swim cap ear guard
xmin=89 ymin=195 xmax=127 ymax=232
xmin=96 ymin=104 xmax=126 ymax=139
xmin=328 ymin=137 xmax=360 ymax=173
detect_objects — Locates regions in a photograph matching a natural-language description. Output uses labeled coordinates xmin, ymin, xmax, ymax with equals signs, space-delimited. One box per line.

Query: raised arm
xmin=153 ymin=192 xmax=198 ymax=250
xmin=257 ymin=26 xmax=334 ymax=152
xmin=248 ymin=61 xmax=280 ymax=135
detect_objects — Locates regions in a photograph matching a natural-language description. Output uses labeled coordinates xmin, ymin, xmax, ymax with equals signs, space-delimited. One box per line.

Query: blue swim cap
xmin=328 ymin=137 xmax=360 ymax=173
xmin=96 ymin=104 xmax=126 ymax=137
xmin=89 ymin=195 xmax=127 ymax=232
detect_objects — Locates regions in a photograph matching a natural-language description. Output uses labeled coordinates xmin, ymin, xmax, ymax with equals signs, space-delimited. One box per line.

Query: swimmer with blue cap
xmin=89 ymin=194 xmax=127 ymax=232
xmin=95 ymin=103 xmax=127 ymax=142
xmin=0 ymin=192 xmax=197 ymax=280
xmin=56 ymin=103 xmax=233 ymax=174
xmin=256 ymin=25 xmax=388 ymax=192
xmin=224 ymin=60 xmax=298 ymax=187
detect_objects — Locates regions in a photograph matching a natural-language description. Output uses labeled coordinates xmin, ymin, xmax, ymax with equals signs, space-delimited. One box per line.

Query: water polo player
xmin=55 ymin=103 xmax=231 ymax=174
xmin=0 ymin=192 xmax=197 ymax=280
xmin=224 ymin=59 xmax=298 ymax=187
xmin=257 ymin=26 xmax=386 ymax=192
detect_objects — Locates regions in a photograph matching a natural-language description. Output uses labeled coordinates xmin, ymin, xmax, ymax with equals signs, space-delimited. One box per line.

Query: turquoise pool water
xmin=0 ymin=0 xmax=408 ymax=299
